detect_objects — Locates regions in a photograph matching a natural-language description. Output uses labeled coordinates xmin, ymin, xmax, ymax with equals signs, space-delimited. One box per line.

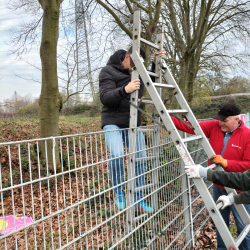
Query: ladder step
xmin=153 ymin=83 xmax=175 ymax=89
xmin=136 ymin=156 xmax=156 ymax=162
xmin=148 ymin=72 xmax=160 ymax=78
xmin=139 ymin=97 xmax=168 ymax=105
xmin=137 ymin=128 xmax=155 ymax=132
xmin=168 ymin=109 xmax=188 ymax=114
xmin=236 ymin=224 xmax=250 ymax=247
xmin=133 ymin=213 xmax=148 ymax=222
xmin=134 ymin=183 xmax=155 ymax=192
xmin=139 ymin=98 xmax=154 ymax=104
xmin=140 ymin=38 xmax=160 ymax=50
xmin=182 ymin=135 xmax=203 ymax=143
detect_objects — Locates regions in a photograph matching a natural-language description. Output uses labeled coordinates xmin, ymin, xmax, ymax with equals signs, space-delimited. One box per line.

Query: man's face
xmin=122 ymin=54 xmax=134 ymax=75
xmin=219 ymin=116 xmax=240 ymax=133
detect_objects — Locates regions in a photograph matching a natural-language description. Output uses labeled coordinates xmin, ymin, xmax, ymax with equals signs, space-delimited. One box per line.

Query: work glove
xmin=210 ymin=155 xmax=228 ymax=169
xmin=216 ymin=195 xmax=235 ymax=210
xmin=184 ymin=164 xmax=208 ymax=178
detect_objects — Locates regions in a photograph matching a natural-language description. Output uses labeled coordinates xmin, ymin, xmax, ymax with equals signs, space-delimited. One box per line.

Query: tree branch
xmin=128 ymin=0 xmax=149 ymax=13
xmin=125 ymin=0 xmax=133 ymax=14
xmin=167 ymin=0 xmax=185 ymax=51
xmin=152 ymin=0 xmax=162 ymax=26
xmin=96 ymin=0 xmax=132 ymax=38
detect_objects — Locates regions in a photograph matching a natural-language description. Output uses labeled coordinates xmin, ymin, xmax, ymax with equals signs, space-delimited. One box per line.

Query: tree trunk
xmin=179 ymin=53 xmax=191 ymax=98
xmin=39 ymin=0 xmax=62 ymax=172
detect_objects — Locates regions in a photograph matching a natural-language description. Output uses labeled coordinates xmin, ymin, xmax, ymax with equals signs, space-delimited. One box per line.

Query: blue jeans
xmin=103 ymin=125 xmax=147 ymax=202
xmin=213 ymin=185 xmax=250 ymax=250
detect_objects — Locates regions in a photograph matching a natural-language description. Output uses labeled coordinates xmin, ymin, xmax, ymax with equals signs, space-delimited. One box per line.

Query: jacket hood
xmin=107 ymin=49 xmax=130 ymax=74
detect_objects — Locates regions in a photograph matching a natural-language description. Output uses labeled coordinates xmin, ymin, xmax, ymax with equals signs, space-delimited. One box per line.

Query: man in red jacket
xmin=172 ymin=104 xmax=250 ymax=250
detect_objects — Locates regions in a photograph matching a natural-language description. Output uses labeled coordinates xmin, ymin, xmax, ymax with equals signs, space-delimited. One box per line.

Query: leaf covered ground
xmin=0 ymin=115 xmax=238 ymax=249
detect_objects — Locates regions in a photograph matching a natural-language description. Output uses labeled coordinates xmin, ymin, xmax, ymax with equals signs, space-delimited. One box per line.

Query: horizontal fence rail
xmin=3 ymin=113 xmax=249 ymax=249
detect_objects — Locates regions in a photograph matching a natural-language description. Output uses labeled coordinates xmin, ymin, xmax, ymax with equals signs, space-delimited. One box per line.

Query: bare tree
xmin=37 ymin=0 xmax=63 ymax=171
xmin=7 ymin=0 xmax=104 ymax=170
xmin=161 ymin=0 xmax=250 ymax=101
xmin=95 ymin=0 xmax=250 ymax=103
xmin=1 ymin=93 xmax=34 ymax=113
xmin=95 ymin=0 xmax=162 ymax=66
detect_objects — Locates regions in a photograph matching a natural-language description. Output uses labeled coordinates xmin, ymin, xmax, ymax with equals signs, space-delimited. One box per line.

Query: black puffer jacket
xmin=99 ymin=49 xmax=145 ymax=128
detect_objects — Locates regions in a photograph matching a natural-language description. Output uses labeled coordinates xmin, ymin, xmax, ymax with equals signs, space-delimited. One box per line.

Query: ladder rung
xmin=182 ymin=135 xmax=203 ymax=143
xmin=139 ymin=97 xmax=168 ymax=105
xmin=137 ymin=128 xmax=155 ymax=132
xmin=140 ymin=38 xmax=160 ymax=50
xmin=148 ymin=72 xmax=160 ymax=78
xmin=140 ymin=98 xmax=154 ymax=104
xmin=136 ymin=156 xmax=156 ymax=162
xmin=236 ymin=224 xmax=250 ymax=247
xmin=153 ymin=83 xmax=175 ymax=89
xmin=168 ymin=109 xmax=188 ymax=114
xmin=134 ymin=183 xmax=155 ymax=192
xmin=133 ymin=213 xmax=148 ymax=222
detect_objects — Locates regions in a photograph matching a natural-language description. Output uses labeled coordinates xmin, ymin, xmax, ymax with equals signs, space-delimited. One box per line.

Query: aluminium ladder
xmin=126 ymin=7 xmax=163 ymax=249
xmin=126 ymin=9 xmax=250 ymax=250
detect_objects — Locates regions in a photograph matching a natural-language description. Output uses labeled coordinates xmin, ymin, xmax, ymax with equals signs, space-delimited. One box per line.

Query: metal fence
xmin=0 ymin=114 xmax=249 ymax=249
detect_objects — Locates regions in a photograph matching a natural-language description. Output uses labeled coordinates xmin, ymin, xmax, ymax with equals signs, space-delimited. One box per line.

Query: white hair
xmin=229 ymin=115 xmax=240 ymax=119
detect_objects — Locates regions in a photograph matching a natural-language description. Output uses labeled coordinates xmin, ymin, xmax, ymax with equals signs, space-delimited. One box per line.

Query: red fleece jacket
xmin=172 ymin=117 xmax=250 ymax=192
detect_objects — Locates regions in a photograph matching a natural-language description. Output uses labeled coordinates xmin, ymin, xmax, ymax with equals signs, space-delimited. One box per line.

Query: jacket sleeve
xmin=227 ymin=136 xmax=250 ymax=173
xmin=171 ymin=118 xmax=217 ymax=138
xmin=99 ymin=67 xmax=128 ymax=107
xmin=207 ymin=169 xmax=250 ymax=204
xmin=171 ymin=116 xmax=195 ymax=134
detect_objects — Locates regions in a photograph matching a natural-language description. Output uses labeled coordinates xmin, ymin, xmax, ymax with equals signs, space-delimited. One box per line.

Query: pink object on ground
xmin=0 ymin=215 xmax=33 ymax=234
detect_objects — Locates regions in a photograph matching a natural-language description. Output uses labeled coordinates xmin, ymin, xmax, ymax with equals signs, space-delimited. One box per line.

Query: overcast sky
xmin=0 ymin=1 xmax=128 ymax=102
xmin=1 ymin=2 xmax=249 ymax=102
xmin=0 ymin=3 xmax=42 ymax=101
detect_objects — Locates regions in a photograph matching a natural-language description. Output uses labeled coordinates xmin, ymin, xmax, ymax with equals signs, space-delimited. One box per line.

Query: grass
xmin=59 ymin=115 xmax=101 ymax=125
xmin=0 ymin=115 xmax=101 ymax=125
xmin=0 ymin=115 xmax=102 ymax=143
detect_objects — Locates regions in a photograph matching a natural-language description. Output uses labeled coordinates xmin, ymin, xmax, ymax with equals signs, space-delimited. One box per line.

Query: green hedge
xmin=17 ymin=103 xmax=39 ymax=117
xmin=192 ymin=95 xmax=250 ymax=119
xmin=60 ymin=103 xmax=101 ymax=116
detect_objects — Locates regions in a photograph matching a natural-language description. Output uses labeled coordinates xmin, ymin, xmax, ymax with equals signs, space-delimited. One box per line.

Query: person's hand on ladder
xmin=216 ymin=195 xmax=235 ymax=209
xmin=210 ymin=155 xmax=228 ymax=169
xmin=184 ymin=164 xmax=208 ymax=178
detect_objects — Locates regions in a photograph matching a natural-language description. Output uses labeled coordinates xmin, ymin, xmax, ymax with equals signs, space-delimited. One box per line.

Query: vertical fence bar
xmin=0 ymin=119 xmax=220 ymax=249
xmin=245 ymin=113 xmax=250 ymax=128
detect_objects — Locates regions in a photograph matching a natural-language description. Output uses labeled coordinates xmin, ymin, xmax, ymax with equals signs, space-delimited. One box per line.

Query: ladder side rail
xmin=131 ymin=51 xmax=196 ymax=149
xmin=163 ymin=66 xmax=250 ymax=224
xmin=151 ymin=27 xmax=164 ymax=211
xmin=150 ymin=28 xmax=164 ymax=249
xmin=193 ymin=178 xmax=239 ymax=249
xmin=126 ymin=9 xmax=141 ymax=234
xmin=131 ymin=51 xmax=240 ymax=249
xmin=163 ymin=67 xmax=215 ymax=158
xmin=180 ymin=131 xmax=194 ymax=247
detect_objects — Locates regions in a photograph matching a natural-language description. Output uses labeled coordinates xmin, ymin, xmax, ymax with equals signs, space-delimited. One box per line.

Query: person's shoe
xmin=134 ymin=201 xmax=154 ymax=213
xmin=114 ymin=192 xmax=126 ymax=209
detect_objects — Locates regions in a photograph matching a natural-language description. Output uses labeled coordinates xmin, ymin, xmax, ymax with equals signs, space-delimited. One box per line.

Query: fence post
xmin=245 ymin=113 xmax=250 ymax=128
xmin=180 ymin=131 xmax=194 ymax=248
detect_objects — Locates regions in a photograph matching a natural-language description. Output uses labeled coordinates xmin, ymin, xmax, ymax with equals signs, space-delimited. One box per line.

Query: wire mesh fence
xmin=0 ymin=114 xmax=248 ymax=249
